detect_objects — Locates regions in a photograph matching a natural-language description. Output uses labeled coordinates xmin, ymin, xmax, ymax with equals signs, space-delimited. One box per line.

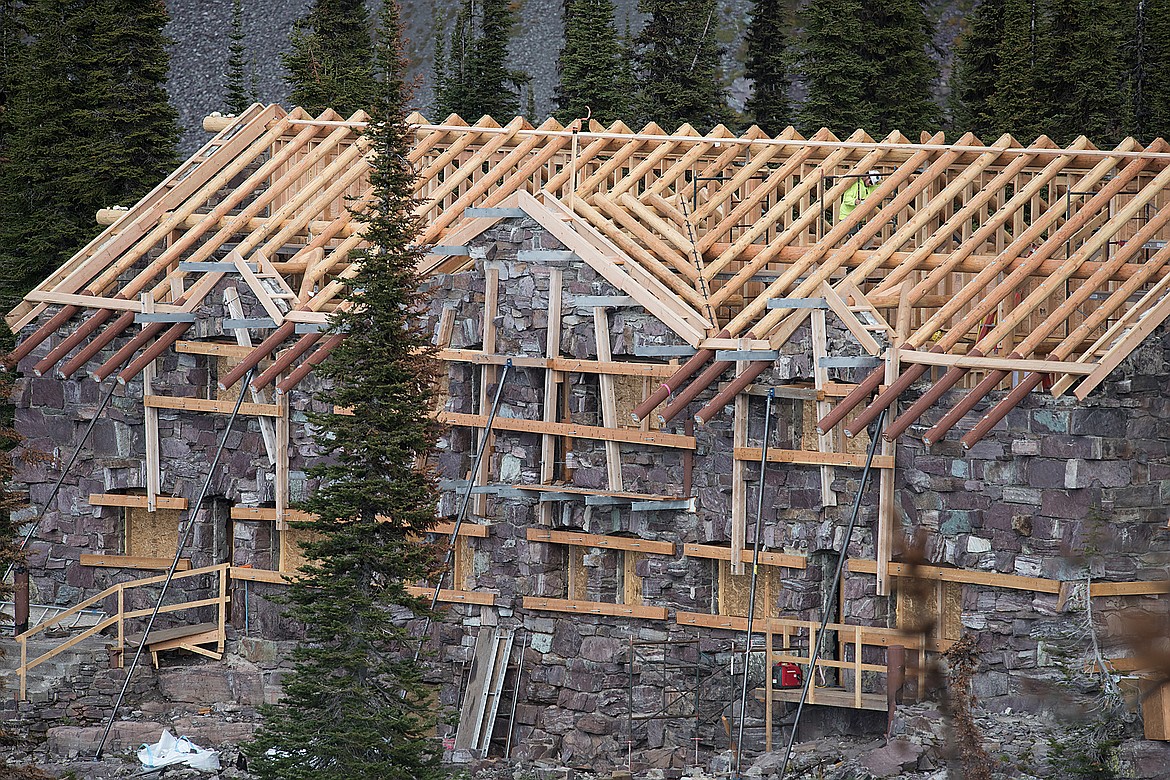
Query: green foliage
xmin=283 ymin=0 xmax=376 ymax=116
xmin=225 ymin=0 xmax=252 ymax=114
xmin=633 ymin=0 xmax=732 ymax=131
xmin=949 ymin=0 xmax=1004 ymax=137
xmin=796 ymin=0 xmax=940 ymax=137
xmin=433 ymin=0 xmax=529 ymax=120
xmin=243 ymin=4 xmax=444 ymax=778
xmin=1047 ymin=728 xmax=1121 ymax=780
xmin=983 ymin=0 xmax=1041 ymax=141
xmin=0 ymin=0 xmax=178 ymax=313
xmin=1034 ymin=0 xmax=1126 ymax=146
xmin=1126 ymin=0 xmax=1170 ymax=141
xmin=744 ymin=0 xmax=790 ymax=134
xmin=556 ymin=0 xmax=634 ymax=125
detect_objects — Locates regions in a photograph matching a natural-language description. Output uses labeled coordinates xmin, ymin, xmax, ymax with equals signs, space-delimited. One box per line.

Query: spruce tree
xmin=0 ymin=0 xmax=178 ymax=311
xmin=225 ymin=0 xmax=251 ymax=114
xmin=244 ymin=3 xmax=444 ymax=778
xmin=1034 ymin=0 xmax=1126 ymax=146
xmin=795 ymin=0 xmax=872 ymax=135
xmin=796 ymin=0 xmax=940 ymax=137
xmin=634 ymin=0 xmax=732 ymax=130
xmin=556 ymin=0 xmax=634 ymax=125
xmin=861 ymin=0 xmax=941 ymax=135
xmin=284 ymin=0 xmax=376 ymax=116
xmin=1128 ymin=0 xmax=1170 ymax=141
xmin=433 ymin=0 xmax=528 ymax=120
xmin=744 ymin=0 xmax=790 ymax=135
xmin=949 ymin=0 xmax=1005 ymax=137
xmin=985 ymin=0 xmax=1042 ymax=140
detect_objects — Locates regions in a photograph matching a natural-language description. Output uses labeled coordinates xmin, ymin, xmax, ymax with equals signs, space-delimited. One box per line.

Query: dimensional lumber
xmin=521 ymin=596 xmax=669 ymax=620
xmin=527 ymin=527 xmax=675 ymax=555
xmin=88 ymin=493 xmax=188 ymax=510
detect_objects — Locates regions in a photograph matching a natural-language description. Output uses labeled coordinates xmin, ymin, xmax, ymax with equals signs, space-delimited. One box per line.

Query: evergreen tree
xmin=862 ymin=0 xmax=941 ymax=135
xmin=0 ymin=0 xmax=178 ymax=311
xmin=1034 ymin=0 xmax=1127 ymax=145
xmin=1128 ymin=0 xmax=1170 ymax=141
xmin=796 ymin=0 xmax=940 ymax=137
xmin=744 ymin=0 xmax=790 ymax=135
xmin=433 ymin=0 xmax=528 ymax=119
xmin=244 ymin=3 xmax=444 ymax=778
xmin=949 ymin=0 xmax=1004 ymax=137
xmin=634 ymin=0 xmax=731 ymax=130
xmin=556 ymin=0 xmax=634 ymax=125
xmin=283 ymin=0 xmax=376 ymax=116
xmin=225 ymin=0 xmax=251 ymax=114
xmin=795 ymin=0 xmax=872 ymax=135
xmin=985 ymin=0 xmax=1041 ymax=140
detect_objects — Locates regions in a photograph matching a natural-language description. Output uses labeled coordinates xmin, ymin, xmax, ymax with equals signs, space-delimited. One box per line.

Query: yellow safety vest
xmin=839 ymin=180 xmax=875 ymax=220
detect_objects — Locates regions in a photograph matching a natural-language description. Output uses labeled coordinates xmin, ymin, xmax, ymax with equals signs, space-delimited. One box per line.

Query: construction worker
xmin=839 ymin=169 xmax=881 ymax=223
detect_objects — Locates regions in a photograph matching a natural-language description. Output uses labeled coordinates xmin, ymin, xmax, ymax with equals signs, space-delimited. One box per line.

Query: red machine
xmin=773 ymin=662 xmax=803 ymax=689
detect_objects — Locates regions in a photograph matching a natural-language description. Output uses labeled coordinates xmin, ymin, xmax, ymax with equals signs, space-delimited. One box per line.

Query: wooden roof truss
xmin=11 ymin=104 xmax=1170 ymax=448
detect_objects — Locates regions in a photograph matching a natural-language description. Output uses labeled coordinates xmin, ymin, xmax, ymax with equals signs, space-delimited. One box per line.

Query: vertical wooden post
xmin=224 ymin=287 xmax=277 ymax=463
xmin=731 ymin=362 xmax=747 ymax=574
xmin=877 ymin=352 xmax=899 ymax=596
xmin=117 ymin=585 xmax=125 ymax=666
xmin=593 ymin=307 xmax=624 ymax=491
xmin=217 ymin=565 xmax=228 ymax=653
xmin=473 ymin=265 xmax=500 ymax=517
xmin=19 ymin=635 xmax=27 ymax=699
xmin=854 ymin=626 xmax=863 ymax=708
xmin=765 ymin=618 xmax=774 ymax=752
xmin=807 ymin=623 xmax=817 ymax=705
xmin=811 ymin=308 xmax=837 ymax=507
xmin=276 ymin=392 xmax=290 ymax=529
xmin=540 ymin=269 xmax=562 ymax=526
xmin=141 ymin=294 xmax=160 ymax=511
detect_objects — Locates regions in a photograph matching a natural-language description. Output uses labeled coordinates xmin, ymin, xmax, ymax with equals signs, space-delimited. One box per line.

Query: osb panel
xmin=279 ymin=527 xmax=321 ymax=574
xmin=798 ymin=399 xmax=870 ymax=454
xmin=942 ymin=581 xmax=963 ymax=641
xmin=125 ymin=507 xmax=182 ymax=558
xmin=718 ymin=559 xmax=777 ymax=618
xmin=622 ymin=551 xmax=644 ymax=605
xmin=453 ymin=537 xmax=472 ymax=590
xmin=614 ymin=375 xmax=660 ymax=430
xmin=567 ymin=546 xmax=587 ymax=600
xmin=897 ymin=579 xmax=962 ymax=640
xmin=216 ymin=354 xmax=272 ymax=403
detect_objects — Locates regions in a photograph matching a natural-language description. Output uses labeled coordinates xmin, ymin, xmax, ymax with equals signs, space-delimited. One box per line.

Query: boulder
xmin=859 ymin=739 xmax=924 ymax=778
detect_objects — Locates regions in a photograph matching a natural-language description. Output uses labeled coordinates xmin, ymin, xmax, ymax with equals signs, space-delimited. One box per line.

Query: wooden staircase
xmin=15 ymin=563 xmax=231 ymax=699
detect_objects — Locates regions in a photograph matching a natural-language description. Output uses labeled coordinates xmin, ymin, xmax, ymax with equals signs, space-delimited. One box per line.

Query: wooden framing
xmin=439 ymin=411 xmax=696 ymax=449
xmin=682 ymin=543 xmax=807 ymax=569
xmin=527 ymin=527 xmax=675 ymax=555
xmin=89 ymin=493 xmax=187 ymax=510
xmin=521 ymin=596 xmax=668 ymax=620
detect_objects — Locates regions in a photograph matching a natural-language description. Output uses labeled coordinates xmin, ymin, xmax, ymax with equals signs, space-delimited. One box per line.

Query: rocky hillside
xmin=165 ymin=0 xmax=971 ymax=154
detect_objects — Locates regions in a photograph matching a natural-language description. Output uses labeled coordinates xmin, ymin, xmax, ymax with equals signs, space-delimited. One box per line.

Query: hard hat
xmin=867 ymin=169 xmax=881 ymax=179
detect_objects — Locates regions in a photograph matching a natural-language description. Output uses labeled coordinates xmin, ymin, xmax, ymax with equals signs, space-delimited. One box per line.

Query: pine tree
xmin=744 ymin=0 xmax=790 ymax=135
xmin=556 ymin=0 xmax=634 ymax=125
xmin=861 ymin=0 xmax=941 ymax=135
xmin=1128 ymin=0 xmax=1170 ymax=141
xmin=1034 ymin=0 xmax=1127 ymax=146
xmin=795 ymin=0 xmax=872 ymax=135
xmin=284 ymin=0 xmax=376 ymax=116
xmin=796 ymin=0 xmax=940 ymax=137
xmin=433 ymin=0 xmax=528 ymax=119
xmin=949 ymin=0 xmax=1005 ymax=137
xmin=634 ymin=0 xmax=731 ymax=131
xmin=225 ymin=0 xmax=251 ymax=114
xmin=0 ymin=0 xmax=178 ymax=311
xmin=985 ymin=0 xmax=1042 ymax=140
xmin=243 ymin=3 xmax=444 ymax=779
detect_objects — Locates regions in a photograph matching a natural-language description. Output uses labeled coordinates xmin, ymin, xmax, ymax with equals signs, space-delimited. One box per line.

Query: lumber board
xmin=229 ymin=506 xmax=315 ymax=523
xmin=405 ymin=586 xmax=497 ymax=605
xmin=439 ymin=411 xmax=696 ymax=449
xmin=79 ymin=554 xmax=191 ymax=571
xmin=438 ymin=349 xmax=676 ymax=378
xmin=527 ymin=527 xmax=675 ymax=555
xmin=897 ymin=349 xmax=1098 ymax=375
xmin=521 ymin=596 xmax=668 ymax=620
xmin=88 ymin=493 xmax=188 ymax=510
xmin=847 ymin=559 xmax=1062 ymax=594
xmin=732 ymin=447 xmax=895 ymax=469
xmin=144 ymin=395 xmax=283 ymax=417
xmin=682 ymin=543 xmax=807 ymax=569
xmin=229 ymin=567 xmax=291 ymax=584
xmin=510 ymin=484 xmax=686 ymax=501
xmin=176 ymin=340 xmax=258 ymax=358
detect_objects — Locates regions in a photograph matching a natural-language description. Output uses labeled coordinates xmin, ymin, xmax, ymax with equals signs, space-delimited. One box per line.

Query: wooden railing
xmin=16 ymin=563 xmax=230 ymax=700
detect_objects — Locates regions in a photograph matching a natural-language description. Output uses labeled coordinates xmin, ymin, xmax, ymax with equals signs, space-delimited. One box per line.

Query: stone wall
xmin=11 ymin=216 xmax=1170 ymax=769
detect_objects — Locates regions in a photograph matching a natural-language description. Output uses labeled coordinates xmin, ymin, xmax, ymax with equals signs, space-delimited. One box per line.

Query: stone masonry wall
xmin=10 ymin=216 xmax=1170 ymax=769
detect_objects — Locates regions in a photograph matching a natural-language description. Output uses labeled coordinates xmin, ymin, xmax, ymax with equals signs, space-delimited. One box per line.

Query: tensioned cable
xmin=94 ymin=368 xmax=255 ymax=761
xmin=4 ymin=379 xmax=119 ymax=584
xmin=734 ymin=387 xmax=775 ymax=777
xmin=413 ymin=359 xmax=512 ymax=662
xmin=777 ymin=407 xmax=887 ymax=780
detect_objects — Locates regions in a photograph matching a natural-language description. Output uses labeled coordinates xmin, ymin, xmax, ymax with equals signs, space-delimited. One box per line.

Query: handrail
xmin=17 ymin=563 xmax=230 ymax=700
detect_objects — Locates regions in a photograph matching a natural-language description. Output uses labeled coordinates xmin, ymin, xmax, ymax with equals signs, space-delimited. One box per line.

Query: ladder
xmin=454 ymin=628 xmax=515 ymax=757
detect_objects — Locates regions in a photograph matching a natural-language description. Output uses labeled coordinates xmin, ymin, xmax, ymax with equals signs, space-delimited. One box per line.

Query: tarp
xmin=137 ymin=729 xmax=220 ymax=771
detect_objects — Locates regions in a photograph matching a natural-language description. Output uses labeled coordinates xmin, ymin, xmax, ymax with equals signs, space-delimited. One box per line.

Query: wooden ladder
xmin=454 ymin=628 xmax=515 ymax=757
